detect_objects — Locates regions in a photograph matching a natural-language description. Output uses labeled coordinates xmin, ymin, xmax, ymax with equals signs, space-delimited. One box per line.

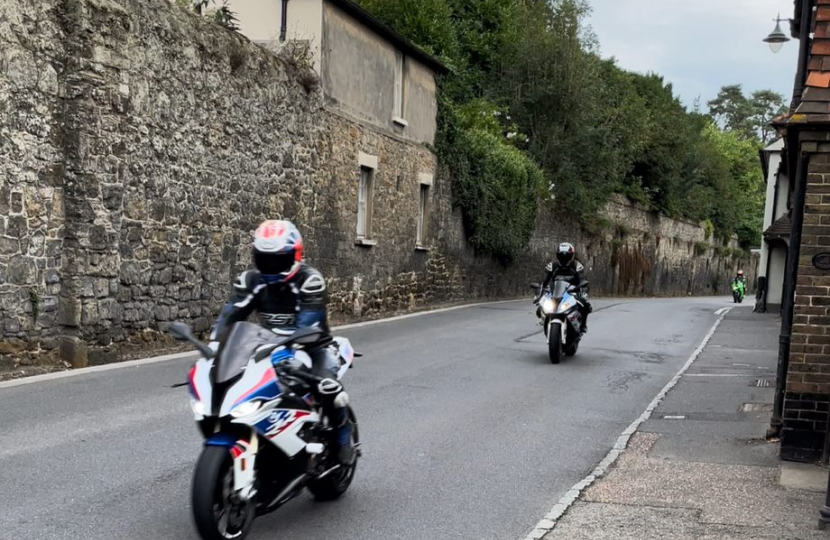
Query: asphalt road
xmin=0 ymin=296 xmax=738 ymax=540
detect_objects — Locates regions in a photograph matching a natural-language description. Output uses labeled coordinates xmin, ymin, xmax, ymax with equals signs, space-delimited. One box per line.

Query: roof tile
xmin=795 ymin=101 xmax=830 ymax=113
xmin=817 ymin=22 xmax=830 ymax=38
xmin=764 ymin=214 xmax=791 ymax=240
xmin=819 ymin=7 xmax=830 ymax=21
xmin=807 ymin=71 xmax=830 ymax=88
xmin=802 ymin=87 xmax=830 ymax=101
xmin=812 ymin=39 xmax=830 ymax=55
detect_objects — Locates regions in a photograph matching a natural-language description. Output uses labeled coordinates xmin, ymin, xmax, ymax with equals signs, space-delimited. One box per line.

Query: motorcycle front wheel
xmin=192 ymin=446 xmax=255 ymax=540
xmin=548 ymin=321 xmax=562 ymax=364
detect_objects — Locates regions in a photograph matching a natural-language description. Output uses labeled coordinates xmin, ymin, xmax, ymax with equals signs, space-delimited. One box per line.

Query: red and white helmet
xmin=252 ymin=220 xmax=303 ymax=283
xmin=556 ymin=242 xmax=576 ymax=267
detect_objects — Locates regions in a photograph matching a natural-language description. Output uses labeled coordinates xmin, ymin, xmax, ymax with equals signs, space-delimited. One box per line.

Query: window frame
xmin=393 ymin=51 xmax=407 ymax=126
xmin=357 ymin=166 xmax=374 ymax=240
xmin=416 ymin=173 xmax=434 ymax=249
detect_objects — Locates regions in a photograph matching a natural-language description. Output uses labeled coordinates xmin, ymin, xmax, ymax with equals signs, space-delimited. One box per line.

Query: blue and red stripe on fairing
xmin=232 ymin=369 xmax=281 ymax=409
xmin=188 ymin=364 xmax=201 ymax=402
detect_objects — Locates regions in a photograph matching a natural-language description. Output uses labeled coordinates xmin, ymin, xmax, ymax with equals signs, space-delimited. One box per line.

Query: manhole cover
xmin=752 ymin=379 xmax=772 ymax=387
xmin=741 ymin=403 xmax=773 ymax=412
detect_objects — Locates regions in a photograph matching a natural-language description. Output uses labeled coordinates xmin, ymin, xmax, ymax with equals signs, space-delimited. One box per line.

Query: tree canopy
xmin=360 ymin=0 xmax=777 ymax=252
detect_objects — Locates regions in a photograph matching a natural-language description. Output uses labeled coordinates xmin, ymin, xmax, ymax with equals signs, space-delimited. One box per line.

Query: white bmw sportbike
xmin=168 ymin=321 xmax=360 ymax=540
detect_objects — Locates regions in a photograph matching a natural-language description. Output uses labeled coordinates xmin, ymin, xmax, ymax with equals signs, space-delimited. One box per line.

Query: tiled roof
xmin=764 ymin=213 xmax=792 ymax=240
xmin=794 ymin=1 xmax=830 ymax=120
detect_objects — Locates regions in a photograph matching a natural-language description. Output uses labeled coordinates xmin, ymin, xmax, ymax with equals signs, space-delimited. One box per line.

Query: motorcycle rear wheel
xmin=564 ymin=340 xmax=579 ymax=357
xmin=192 ymin=446 xmax=255 ymax=540
xmin=308 ymin=406 xmax=360 ymax=501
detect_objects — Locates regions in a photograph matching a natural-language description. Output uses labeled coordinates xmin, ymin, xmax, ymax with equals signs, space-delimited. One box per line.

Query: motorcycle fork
xmin=231 ymin=433 xmax=259 ymax=500
xmin=546 ymin=317 xmax=566 ymax=344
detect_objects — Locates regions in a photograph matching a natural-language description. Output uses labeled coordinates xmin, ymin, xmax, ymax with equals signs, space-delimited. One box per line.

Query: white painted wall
xmin=767 ymin=244 xmax=786 ymax=306
xmin=230 ymin=0 xmax=324 ymax=73
xmin=758 ymin=139 xmax=784 ymax=279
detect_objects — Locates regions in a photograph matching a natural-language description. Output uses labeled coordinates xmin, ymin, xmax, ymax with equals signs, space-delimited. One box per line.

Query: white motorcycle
xmin=531 ymin=279 xmax=589 ymax=364
xmin=168 ymin=321 xmax=360 ymax=540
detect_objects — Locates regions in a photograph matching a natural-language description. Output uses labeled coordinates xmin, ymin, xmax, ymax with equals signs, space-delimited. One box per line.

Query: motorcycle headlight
xmin=190 ymin=398 xmax=205 ymax=418
xmin=541 ymin=297 xmax=555 ymax=314
xmin=559 ymin=298 xmax=575 ymax=312
xmin=231 ymin=400 xmax=262 ymax=418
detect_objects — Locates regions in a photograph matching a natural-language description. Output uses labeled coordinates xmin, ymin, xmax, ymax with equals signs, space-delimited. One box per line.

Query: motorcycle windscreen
xmin=550 ymin=280 xmax=570 ymax=299
xmin=216 ymin=322 xmax=282 ymax=383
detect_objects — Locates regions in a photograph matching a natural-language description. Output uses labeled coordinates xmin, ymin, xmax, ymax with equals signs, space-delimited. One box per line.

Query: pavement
xmin=542 ymin=309 xmax=830 ymax=540
xmin=0 ymin=295 xmax=759 ymax=540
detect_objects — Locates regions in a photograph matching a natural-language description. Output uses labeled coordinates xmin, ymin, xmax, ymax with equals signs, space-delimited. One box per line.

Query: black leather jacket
xmin=542 ymin=259 xmax=587 ymax=292
xmin=211 ymin=263 xmax=328 ymax=342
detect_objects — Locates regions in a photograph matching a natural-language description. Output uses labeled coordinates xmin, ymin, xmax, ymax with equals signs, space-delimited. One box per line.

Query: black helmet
xmin=556 ymin=242 xmax=575 ymax=267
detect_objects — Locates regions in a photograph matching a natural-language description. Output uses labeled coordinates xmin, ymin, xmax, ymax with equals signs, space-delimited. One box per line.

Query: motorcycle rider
xmin=732 ymin=269 xmax=748 ymax=299
xmin=209 ymin=219 xmax=354 ymax=464
xmin=538 ymin=242 xmax=592 ymax=333
xmin=734 ymin=269 xmax=747 ymax=288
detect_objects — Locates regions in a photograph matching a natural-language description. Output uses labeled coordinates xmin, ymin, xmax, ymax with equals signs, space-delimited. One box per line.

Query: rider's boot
xmin=333 ymin=392 xmax=355 ymax=465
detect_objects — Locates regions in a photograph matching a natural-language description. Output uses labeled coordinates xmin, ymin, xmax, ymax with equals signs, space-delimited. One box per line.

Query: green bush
xmin=703 ymin=219 xmax=714 ymax=241
xmin=714 ymin=245 xmax=732 ymax=258
xmin=694 ymin=241 xmax=710 ymax=256
xmin=451 ymin=128 xmax=543 ymax=263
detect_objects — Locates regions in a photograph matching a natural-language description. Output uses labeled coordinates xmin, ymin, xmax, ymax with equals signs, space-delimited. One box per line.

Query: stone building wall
xmin=0 ymin=0 xmax=755 ymax=369
xmin=0 ymin=0 xmax=67 ymax=358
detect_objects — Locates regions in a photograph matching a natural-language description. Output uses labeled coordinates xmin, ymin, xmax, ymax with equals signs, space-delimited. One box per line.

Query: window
xmin=417 ymin=183 xmax=430 ymax=246
xmin=393 ymin=51 xmax=406 ymax=123
xmin=357 ymin=166 xmax=374 ymax=239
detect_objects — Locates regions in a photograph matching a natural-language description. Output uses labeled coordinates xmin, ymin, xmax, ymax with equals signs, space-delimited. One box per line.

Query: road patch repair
xmin=524 ymin=308 xmax=830 ymax=540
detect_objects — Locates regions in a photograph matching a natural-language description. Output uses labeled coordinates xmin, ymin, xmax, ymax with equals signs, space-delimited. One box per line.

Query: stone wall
xmin=0 ymin=0 xmax=755 ymax=369
xmin=0 ymin=0 xmax=67 ymax=360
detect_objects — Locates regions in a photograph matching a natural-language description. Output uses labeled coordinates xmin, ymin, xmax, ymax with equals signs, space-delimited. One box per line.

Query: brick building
xmin=777 ymin=0 xmax=830 ymax=462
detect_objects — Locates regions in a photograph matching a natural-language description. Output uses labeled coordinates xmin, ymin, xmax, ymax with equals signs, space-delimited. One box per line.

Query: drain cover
xmin=753 ymin=379 xmax=772 ymax=387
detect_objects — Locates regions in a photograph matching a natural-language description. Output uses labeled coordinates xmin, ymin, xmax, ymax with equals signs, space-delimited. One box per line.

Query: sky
xmin=586 ymin=0 xmax=800 ymax=110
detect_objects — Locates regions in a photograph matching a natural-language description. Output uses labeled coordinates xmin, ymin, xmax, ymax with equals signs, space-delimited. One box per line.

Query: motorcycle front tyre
xmin=548 ymin=321 xmax=562 ymax=364
xmin=192 ymin=445 xmax=255 ymax=540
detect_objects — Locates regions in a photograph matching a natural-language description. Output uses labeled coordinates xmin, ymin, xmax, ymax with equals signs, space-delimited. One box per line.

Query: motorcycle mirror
xmin=529 ymin=282 xmax=541 ymax=289
xmin=168 ymin=321 xmax=193 ymax=342
xmin=167 ymin=321 xmax=215 ymax=359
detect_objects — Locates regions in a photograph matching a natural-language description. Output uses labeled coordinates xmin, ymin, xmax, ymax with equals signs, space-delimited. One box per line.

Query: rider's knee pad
xmin=333 ymin=391 xmax=349 ymax=408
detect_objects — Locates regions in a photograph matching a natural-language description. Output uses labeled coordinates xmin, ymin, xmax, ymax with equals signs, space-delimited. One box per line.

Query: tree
xmin=707 ymin=85 xmax=755 ymax=139
xmin=751 ymin=89 xmax=787 ymax=143
xmin=708 ymin=85 xmax=787 ymax=142
xmin=358 ymin=0 xmax=766 ymax=252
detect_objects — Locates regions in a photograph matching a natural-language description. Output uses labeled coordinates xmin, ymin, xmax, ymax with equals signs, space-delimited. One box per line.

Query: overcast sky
xmin=586 ymin=0 xmax=799 ymax=110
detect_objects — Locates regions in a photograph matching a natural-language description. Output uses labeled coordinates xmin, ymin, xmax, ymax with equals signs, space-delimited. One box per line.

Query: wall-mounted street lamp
xmin=763 ymin=14 xmax=791 ymax=53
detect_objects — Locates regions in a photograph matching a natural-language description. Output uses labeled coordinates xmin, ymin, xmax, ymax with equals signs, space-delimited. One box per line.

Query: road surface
xmin=0 ymin=296 xmax=739 ymax=540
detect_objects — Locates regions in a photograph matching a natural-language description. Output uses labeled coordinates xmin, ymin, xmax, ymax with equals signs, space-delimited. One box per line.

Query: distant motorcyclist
xmin=538 ymin=243 xmax=592 ymax=333
xmin=731 ymin=270 xmax=748 ymax=303
xmin=210 ymin=220 xmax=354 ymax=464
